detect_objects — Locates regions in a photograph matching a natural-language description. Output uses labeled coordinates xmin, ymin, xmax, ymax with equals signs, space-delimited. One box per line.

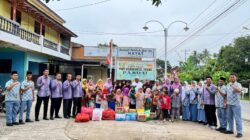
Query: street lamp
xmin=143 ymin=20 xmax=189 ymax=76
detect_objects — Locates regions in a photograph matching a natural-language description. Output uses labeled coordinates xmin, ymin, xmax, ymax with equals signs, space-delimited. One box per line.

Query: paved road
xmin=0 ymin=99 xmax=249 ymax=140
xmin=241 ymin=100 xmax=250 ymax=121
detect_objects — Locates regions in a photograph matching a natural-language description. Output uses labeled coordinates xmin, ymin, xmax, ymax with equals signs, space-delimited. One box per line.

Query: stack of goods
xmin=115 ymin=113 xmax=126 ymax=121
xmin=125 ymin=113 xmax=137 ymax=121
xmin=92 ymin=108 xmax=104 ymax=121
xmin=150 ymin=112 xmax=157 ymax=120
xmin=115 ymin=107 xmax=126 ymax=121
xmin=102 ymin=108 xmax=116 ymax=120
xmin=128 ymin=109 xmax=137 ymax=113
xmin=144 ymin=110 xmax=151 ymax=121
xmin=75 ymin=113 xmax=90 ymax=122
xmin=137 ymin=109 xmax=146 ymax=122
xmin=81 ymin=107 xmax=93 ymax=120
xmin=115 ymin=107 xmax=125 ymax=114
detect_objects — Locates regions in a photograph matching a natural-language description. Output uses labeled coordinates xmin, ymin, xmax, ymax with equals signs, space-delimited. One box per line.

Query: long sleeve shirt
xmin=62 ymin=80 xmax=73 ymax=99
xmin=36 ymin=76 xmax=51 ymax=97
xmin=201 ymin=84 xmax=216 ymax=105
xmin=50 ymin=79 xmax=62 ymax=98
xmin=72 ymin=80 xmax=84 ymax=98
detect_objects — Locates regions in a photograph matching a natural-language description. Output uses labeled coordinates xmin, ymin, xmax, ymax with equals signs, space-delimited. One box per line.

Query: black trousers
xmin=63 ymin=99 xmax=72 ymax=118
xmin=204 ymin=104 xmax=217 ymax=126
xmin=35 ymin=96 xmax=49 ymax=119
xmin=72 ymin=97 xmax=82 ymax=116
xmin=162 ymin=109 xmax=169 ymax=119
xmin=50 ymin=98 xmax=62 ymax=117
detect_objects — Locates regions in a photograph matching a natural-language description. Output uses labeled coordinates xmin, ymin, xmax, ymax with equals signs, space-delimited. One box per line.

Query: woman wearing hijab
xmin=152 ymin=80 xmax=162 ymax=91
xmin=122 ymin=87 xmax=130 ymax=107
xmin=181 ymin=81 xmax=190 ymax=121
xmin=170 ymin=77 xmax=182 ymax=96
xmin=96 ymin=79 xmax=104 ymax=91
xmin=88 ymin=80 xmax=96 ymax=108
xmin=82 ymin=79 xmax=89 ymax=107
xmin=189 ymin=81 xmax=199 ymax=122
xmin=104 ymin=78 xmax=113 ymax=93
xmin=197 ymin=81 xmax=207 ymax=124
xmin=163 ymin=77 xmax=171 ymax=94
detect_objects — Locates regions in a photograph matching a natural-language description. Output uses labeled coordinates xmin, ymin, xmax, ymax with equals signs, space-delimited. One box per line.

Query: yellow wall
xmin=0 ymin=0 xmax=60 ymax=44
xmin=45 ymin=26 xmax=59 ymax=43
xmin=21 ymin=12 xmax=35 ymax=32
xmin=0 ymin=0 xmax=11 ymax=19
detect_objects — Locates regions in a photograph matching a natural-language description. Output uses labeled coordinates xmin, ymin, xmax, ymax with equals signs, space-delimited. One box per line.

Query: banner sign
xmin=84 ymin=46 xmax=156 ymax=58
xmin=116 ymin=61 xmax=156 ymax=80
xmin=117 ymin=47 xmax=155 ymax=58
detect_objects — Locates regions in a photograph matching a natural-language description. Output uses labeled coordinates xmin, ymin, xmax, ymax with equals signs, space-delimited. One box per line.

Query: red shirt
xmin=161 ymin=95 xmax=171 ymax=109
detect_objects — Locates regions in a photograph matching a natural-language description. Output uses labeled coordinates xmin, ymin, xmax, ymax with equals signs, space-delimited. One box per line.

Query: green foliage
xmin=178 ymin=73 xmax=193 ymax=83
xmin=211 ymin=71 xmax=230 ymax=85
xmin=179 ymin=35 xmax=250 ymax=82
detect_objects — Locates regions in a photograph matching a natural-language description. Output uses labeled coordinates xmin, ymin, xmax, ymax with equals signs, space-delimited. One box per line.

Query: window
xmin=42 ymin=25 xmax=45 ymax=36
xmin=10 ymin=8 xmax=21 ymax=24
xmin=16 ymin=10 xmax=21 ymax=24
xmin=34 ymin=21 xmax=41 ymax=34
xmin=0 ymin=59 xmax=12 ymax=73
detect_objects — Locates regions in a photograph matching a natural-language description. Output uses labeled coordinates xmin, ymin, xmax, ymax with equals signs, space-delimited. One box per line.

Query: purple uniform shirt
xmin=51 ymin=79 xmax=62 ymax=98
xmin=201 ymin=84 xmax=216 ymax=105
xmin=62 ymin=80 xmax=73 ymax=99
xmin=72 ymin=80 xmax=84 ymax=98
xmin=36 ymin=76 xmax=51 ymax=97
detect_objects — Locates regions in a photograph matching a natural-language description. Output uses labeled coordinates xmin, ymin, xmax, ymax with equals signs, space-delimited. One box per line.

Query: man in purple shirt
xmin=35 ymin=69 xmax=51 ymax=121
xmin=50 ymin=73 xmax=63 ymax=120
xmin=201 ymin=76 xmax=217 ymax=129
xmin=63 ymin=73 xmax=73 ymax=119
xmin=72 ymin=74 xmax=84 ymax=117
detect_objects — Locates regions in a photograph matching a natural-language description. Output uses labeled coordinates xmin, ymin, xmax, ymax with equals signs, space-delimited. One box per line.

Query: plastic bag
xmin=75 ymin=113 xmax=90 ymax=122
xmin=102 ymin=108 xmax=116 ymax=120
xmin=137 ymin=114 xmax=147 ymax=122
xmin=92 ymin=108 xmax=103 ymax=121
xmin=81 ymin=107 xmax=93 ymax=119
xmin=125 ymin=113 xmax=137 ymax=121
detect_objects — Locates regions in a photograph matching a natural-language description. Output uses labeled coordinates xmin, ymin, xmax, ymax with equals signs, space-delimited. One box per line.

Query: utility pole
xmin=181 ymin=49 xmax=191 ymax=62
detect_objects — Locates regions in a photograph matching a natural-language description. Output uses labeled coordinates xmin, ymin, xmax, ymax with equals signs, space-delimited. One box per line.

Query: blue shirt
xmin=5 ymin=79 xmax=21 ymax=101
xmin=72 ymin=80 xmax=84 ymax=98
xmin=21 ymin=80 xmax=34 ymax=101
xmin=226 ymin=82 xmax=242 ymax=106
xmin=36 ymin=76 xmax=51 ymax=97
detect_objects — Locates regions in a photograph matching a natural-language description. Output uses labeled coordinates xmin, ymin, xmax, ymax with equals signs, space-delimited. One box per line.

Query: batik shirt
xmin=226 ymin=82 xmax=242 ymax=106
xmin=21 ymin=80 xmax=34 ymax=101
xmin=5 ymin=80 xmax=21 ymax=101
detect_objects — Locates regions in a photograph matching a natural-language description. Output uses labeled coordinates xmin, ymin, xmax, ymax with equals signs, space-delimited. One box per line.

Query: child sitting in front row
xmin=171 ymin=89 xmax=182 ymax=122
xmin=161 ymin=90 xmax=171 ymax=121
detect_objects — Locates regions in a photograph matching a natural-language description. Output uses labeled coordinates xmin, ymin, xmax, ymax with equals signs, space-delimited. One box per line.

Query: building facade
xmin=0 ymin=0 xmax=77 ymax=86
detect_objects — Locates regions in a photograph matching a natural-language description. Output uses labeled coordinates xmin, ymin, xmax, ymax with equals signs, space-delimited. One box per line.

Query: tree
xmin=156 ymin=59 xmax=171 ymax=80
xmin=43 ymin=0 xmax=162 ymax=6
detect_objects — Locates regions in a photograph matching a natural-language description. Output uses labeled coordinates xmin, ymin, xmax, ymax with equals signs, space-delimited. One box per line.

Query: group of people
xmin=3 ymin=68 xmax=243 ymax=138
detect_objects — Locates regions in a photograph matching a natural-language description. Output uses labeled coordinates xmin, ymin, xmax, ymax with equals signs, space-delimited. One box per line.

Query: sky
xmin=43 ymin=0 xmax=250 ymax=65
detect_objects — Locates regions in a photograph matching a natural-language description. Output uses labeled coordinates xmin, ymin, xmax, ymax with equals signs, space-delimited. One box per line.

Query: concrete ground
xmin=0 ymin=100 xmax=250 ymax=140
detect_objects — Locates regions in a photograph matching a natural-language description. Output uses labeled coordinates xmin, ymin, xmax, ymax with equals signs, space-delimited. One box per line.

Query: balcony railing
xmin=20 ymin=28 xmax=40 ymax=45
xmin=0 ymin=16 xmax=19 ymax=36
xmin=61 ymin=45 xmax=70 ymax=55
xmin=43 ymin=38 xmax=58 ymax=51
xmin=0 ymin=15 xmax=71 ymax=56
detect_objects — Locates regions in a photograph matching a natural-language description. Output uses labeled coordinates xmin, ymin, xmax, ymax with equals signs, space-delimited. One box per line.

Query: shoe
xmin=236 ymin=133 xmax=243 ymax=138
xmin=6 ymin=123 xmax=13 ymax=127
xmin=223 ymin=131 xmax=234 ymax=134
xmin=50 ymin=117 xmax=54 ymax=120
xmin=25 ymin=119 xmax=33 ymax=123
xmin=216 ymin=127 xmax=223 ymax=131
xmin=12 ymin=122 xmax=19 ymax=125
xmin=35 ymin=118 xmax=40 ymax=121
xmin=210 ymin=126 xmax=216 ymax=130
xmin=205 ymin=124 xmax=210 ymax=128
xmin=19 ymin=120 xmax=25 ymax=125
xmin=64 ymin=116 xmax=69 ymax=119
xmin=43 ymin=117 xmax=49 ymax=120
xmin=55 ymin=116 xmax=62 ymax=119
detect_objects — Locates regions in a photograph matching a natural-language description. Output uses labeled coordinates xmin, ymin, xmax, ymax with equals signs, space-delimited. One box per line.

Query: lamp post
xmin=143 ymin=20 xmax=189 ymax=76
